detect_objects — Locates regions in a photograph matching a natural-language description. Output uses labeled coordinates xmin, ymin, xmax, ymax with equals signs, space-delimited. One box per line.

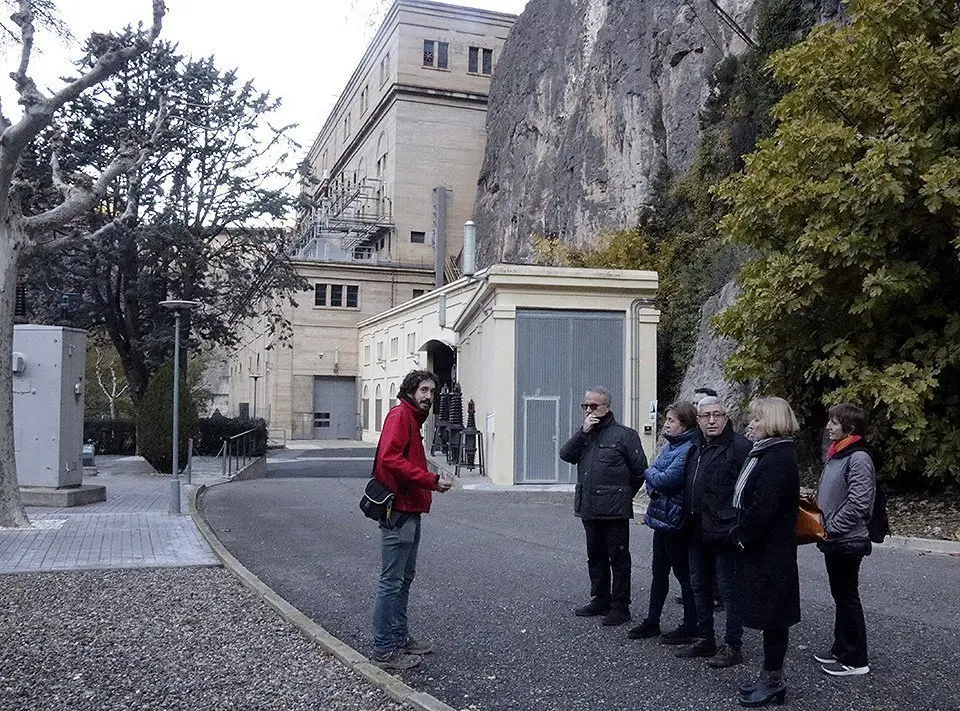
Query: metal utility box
xmin=12 ymin=325 xmax=87 ymax=488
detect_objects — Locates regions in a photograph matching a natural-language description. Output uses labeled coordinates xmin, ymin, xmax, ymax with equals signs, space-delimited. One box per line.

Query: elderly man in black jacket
xmin=675 ymin=396 xmax=752 ymax=668
xmin=560 ymin=386 xmax=648 ymax=627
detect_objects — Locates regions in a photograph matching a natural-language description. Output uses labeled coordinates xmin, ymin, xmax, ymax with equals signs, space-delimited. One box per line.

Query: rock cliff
xmin=475 ymin=0 xmax=757 ymax=265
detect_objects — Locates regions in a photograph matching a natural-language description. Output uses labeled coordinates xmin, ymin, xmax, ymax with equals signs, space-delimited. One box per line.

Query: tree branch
xmin=0 ymin=0 xmax=166 ymax=212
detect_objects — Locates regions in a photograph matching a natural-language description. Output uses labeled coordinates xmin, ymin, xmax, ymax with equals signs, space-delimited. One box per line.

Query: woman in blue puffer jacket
xmin=628 ymin=400 xmax=700 ymax=643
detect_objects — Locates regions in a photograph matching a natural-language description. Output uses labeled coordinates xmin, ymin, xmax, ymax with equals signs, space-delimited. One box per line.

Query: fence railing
xmin=220 ymin=427 xmax=262 ymax=478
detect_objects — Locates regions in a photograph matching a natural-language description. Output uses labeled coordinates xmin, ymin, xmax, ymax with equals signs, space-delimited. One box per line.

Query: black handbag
xmin=359 ymin=477 xmax=394 ymax=522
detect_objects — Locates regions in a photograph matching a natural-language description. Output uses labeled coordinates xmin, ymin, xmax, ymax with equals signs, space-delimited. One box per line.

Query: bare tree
xmin=0 ymin=0 xmax=165 ymax=527
xmin=92 ymin=344 xmax=130 ymax=420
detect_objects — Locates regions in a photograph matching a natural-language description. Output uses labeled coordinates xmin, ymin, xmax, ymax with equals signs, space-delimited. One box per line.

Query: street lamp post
xmin=160 ymin=299 xmax=201 ymax=514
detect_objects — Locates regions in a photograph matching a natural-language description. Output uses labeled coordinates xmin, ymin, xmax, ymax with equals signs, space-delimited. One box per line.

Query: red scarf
xmin=827 ymin=433 xmax=862 ymax=460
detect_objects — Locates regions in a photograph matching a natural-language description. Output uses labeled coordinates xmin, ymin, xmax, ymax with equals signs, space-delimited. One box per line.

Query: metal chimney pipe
xmin=462 ymin=221 xmax=476 ymax=277
xmin=438 ymin=293 xmax=447 ymax=328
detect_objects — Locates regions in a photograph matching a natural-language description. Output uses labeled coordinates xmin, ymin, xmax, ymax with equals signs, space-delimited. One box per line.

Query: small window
xmin=390 ymin=337 xmax=399 ymax=359
xmin=314 ymin=284 xmax=326 ymax=306
xmin=412 ymin=288 xmax=425 ymax=299
xmin=406 ymin=332 xmax=417 ymax=353
xmin=380 ymin=53 xmax=390 ymax=86
xmin=343 ymin=112 xmax=351 ymax=142
xmin=364 ymin=344 xmax=371 ymax=365
xmin=314 ymin=412 xmax=331 ymax=428
xmin=423 ymin=40 xmax=449 ymax=69
xmin=360 ymin=85 xmax=368 ymax=114
xmin=346 ymin=285 xmax=359 ymax=308
xmin=330 ymin=284 xmax=344 ymax=307
xmin=410 ymin=230 xmax=426 ymax=243
xmin=376 ymin=342 xmax=384 ymax=361
xmin=469 ymin=47 xmax=493 ymax=75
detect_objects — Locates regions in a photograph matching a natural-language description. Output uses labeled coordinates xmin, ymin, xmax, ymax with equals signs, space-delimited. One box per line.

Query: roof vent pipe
xmin=462 ymin=221 xmax=476 ymax=277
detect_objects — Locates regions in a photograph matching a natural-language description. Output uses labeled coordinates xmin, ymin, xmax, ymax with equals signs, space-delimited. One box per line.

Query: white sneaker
xmin=821 ymin=660 xmax=869 ymax=676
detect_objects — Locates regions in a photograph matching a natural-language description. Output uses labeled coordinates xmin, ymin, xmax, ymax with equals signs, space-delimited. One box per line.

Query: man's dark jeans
xmin=582 ymin=518 xmax=631 ymax=610
xmin=688 ymin=537 xmax=742 ymax=648
xmin=824 ymin=549 xmax=869 ymax=667
xmin=647 ymin=529 xmax=696 ymax=629
xmin=372 ymin=514 xmax=421 ymax=654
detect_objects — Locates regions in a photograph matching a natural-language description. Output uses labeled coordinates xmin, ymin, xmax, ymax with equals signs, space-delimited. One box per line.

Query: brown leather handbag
xmin=796 ymin=493 xmax=826 ymax=545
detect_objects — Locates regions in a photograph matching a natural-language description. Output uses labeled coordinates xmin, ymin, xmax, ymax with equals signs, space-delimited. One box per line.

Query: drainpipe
xmin=630 ymin=298 xmax=656 ymax=433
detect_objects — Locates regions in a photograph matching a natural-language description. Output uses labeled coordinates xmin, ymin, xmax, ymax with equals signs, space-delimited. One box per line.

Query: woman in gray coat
xmin=815 ymin=403 xmax=876 ymax=677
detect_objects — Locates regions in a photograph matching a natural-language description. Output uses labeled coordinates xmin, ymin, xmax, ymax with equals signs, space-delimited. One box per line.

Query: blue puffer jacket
xmin=644 ymin=428 xmax=699 ymax=532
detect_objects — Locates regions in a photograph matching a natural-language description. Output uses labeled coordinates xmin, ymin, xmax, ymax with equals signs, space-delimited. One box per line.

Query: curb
xmin=188 ymin=483 xmax=455 ymax=711
xmin=880 ymin=534 xmax=960 ymax=556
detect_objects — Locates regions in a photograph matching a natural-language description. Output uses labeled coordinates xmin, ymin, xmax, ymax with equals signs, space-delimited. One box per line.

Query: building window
xmin=376 ymin=341 xmax=384 ymax=361
xmin=315 ymin=283 xmax=360 ymax=309
xmin=423 ymin=40 xmax=449 ymax=69
xmin=314 ymin=412 xmax=331 ymax=429
xmin=375 ymin=384 xmax=383 ymax=431
xmin=379 ymin=52 xmax=390 ymax=85
xmin=410 ymin=230 xmax=426 ymax=243
xmin=361 ymin=387 xmax=370 ymax=430
xmin=412 ymin=288 xmax=425 ymax=299
xmin=360 ymin=85 xmax=368 ymax=114
xmin=469 ymin=47 xmax=494 ymax=75
xmin=364 ymin=344 xmax=371 ymax=365
xmin=343 ymin=112 xmax=351 ymax=142
xmin=406 ymin=332 xmax=417 ymax=354
xmin=390 ymin=337 xmax=399 ymax=359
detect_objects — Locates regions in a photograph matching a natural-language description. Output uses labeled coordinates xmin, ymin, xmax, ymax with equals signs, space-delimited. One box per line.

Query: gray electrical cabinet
xmin=12 ymin=325 xmax=88 ymax=488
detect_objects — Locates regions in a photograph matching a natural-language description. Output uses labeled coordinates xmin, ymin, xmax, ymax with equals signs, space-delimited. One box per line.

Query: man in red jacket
xmin=371 ymin=369 xmax=453 ymax=670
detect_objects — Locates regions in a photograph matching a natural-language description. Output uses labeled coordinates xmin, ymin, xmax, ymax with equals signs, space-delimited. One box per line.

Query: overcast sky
xmin=1 ymin=0 xmax=529 ymax=150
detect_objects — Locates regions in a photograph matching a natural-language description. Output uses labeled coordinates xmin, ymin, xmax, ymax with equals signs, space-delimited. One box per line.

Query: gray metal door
xmin=514 ymin=309 xmax=624 ymax=483
xmin=313 ymin=376 xmax=357 ymax=439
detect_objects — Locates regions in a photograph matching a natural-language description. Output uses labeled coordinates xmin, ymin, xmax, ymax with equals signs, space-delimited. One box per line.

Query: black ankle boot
xmin=739 ymin=670 xmax=786 ymax=707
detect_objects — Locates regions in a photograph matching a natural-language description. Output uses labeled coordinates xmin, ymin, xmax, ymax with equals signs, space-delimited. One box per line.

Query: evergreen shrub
xmin=137 ymin=363 xmax=200 ymax=474
xmin=83 ymin=418 xmax=137 ymax=455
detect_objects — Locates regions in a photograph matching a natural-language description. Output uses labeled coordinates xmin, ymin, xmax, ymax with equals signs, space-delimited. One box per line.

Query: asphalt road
xmin=199 ymin=453 xmax=960 ymax=711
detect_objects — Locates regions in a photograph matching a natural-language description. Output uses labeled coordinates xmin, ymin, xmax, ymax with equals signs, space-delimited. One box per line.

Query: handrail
xmin=221 ymin=428 xmax=264 ymax=478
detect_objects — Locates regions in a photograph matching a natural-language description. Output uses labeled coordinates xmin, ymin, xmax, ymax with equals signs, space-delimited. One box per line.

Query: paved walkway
xmin=0 ymin=455 xmax=225 ymax=573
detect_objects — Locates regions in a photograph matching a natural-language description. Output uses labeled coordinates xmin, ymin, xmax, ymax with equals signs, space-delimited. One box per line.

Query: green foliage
xmin=137 ymin=363 xmax=200 ymax=474
xmin=715 ymin=0 xmax=960 ymax=482
xmin=83 ymin=419 xmax=137 ymax=456
xmin=22 ymin=35 xmax=305 ymax=406
xmin=195 ymin=414 xmax=268 ymax=457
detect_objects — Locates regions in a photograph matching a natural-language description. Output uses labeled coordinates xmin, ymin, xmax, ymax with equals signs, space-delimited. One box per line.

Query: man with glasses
xmin=676 ymin=396 xmax=751 ymax=668
xmin=560 ymin=386 xmax=648 ymax=626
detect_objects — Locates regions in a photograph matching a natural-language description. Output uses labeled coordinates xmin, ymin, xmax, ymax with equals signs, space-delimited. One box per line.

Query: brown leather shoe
xmin=675 ymin=637 xmax=718 ymax=658
xmin=707 ymin=644 xmax=744 ymax=668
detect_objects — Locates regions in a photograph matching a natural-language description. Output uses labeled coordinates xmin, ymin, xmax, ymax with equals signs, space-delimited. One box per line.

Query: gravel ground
xmin=0 ymin=567 xmax=405 ymax=711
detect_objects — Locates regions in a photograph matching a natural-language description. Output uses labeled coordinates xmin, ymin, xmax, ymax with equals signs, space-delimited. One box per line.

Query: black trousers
xmin=824 ymin=550 xmax=869 ymax=667
xmin=763 ymin=628 xmax=789 ymax=672
xmin=582 ymin=518 xmax=631 ymax=609
xmin=647 ymin=529 xmax=696 ymax=629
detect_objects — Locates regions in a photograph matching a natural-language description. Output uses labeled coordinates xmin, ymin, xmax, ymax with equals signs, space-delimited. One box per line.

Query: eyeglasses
xmin=698 ymin=412 xmax=727 ymax=421
xmin=581 ymin=403 xmax=605 ymax=411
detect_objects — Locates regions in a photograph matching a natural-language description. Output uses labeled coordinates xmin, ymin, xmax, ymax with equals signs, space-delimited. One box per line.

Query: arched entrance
xmin=419 ymin=338 xmax=456 ymax=390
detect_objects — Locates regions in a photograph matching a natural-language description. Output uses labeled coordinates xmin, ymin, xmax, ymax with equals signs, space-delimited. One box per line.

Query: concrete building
xmin=357 ymin=265 xmax=661 ymax=485
xmin=224 ymin=0 xmax=517 ymax=438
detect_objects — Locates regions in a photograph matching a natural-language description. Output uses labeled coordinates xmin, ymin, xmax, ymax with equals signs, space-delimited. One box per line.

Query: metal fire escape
xmin=292 ymin=172 xmax=394 ymax=261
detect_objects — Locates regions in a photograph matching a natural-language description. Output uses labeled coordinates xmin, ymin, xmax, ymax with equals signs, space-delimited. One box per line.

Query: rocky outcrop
xmin=475 ymin=0 xmax=757 ymax=265
xmin=676 ymin=279 xmax=751 ymax=420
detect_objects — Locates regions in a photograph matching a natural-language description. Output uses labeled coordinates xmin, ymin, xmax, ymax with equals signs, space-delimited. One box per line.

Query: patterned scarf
xmin=826 ymin=433 xmax=862 ymax=460
xmin=732 ymin=437 xmax=793 ymax=509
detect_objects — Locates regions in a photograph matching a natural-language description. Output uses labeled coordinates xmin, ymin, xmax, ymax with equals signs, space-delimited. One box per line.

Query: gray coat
xmin=817 ymin=444 xmax=876 ymax=548
xmin=559 ymin=414 xmax=647 ymax=520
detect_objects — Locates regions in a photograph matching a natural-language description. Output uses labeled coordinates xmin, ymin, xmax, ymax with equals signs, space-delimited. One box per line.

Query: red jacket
xmin=374 ymin=398 xmax=439 ymax=513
